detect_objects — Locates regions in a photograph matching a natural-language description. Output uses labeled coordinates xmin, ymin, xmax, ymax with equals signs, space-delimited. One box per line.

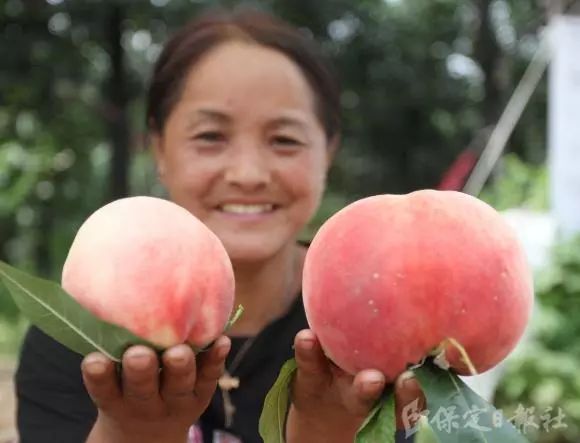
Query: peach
xmin=302 ymin=190 xmax=534 ymax=381
xmin=62 ymin=196 xmax=235 ymax=349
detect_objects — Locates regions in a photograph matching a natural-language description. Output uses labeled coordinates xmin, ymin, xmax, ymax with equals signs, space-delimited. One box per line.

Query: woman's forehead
xmin=178 ymin=41 xmax=317 ymax=110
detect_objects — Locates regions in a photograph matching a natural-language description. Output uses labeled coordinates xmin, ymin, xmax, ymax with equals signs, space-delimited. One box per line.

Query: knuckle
xmin=199 ymin=365 xmax=224 ymax=382
xmin=165 ymin=389 xmax=194 ymax=399
xmin=125 ymin=389 xmax=157 ymax=401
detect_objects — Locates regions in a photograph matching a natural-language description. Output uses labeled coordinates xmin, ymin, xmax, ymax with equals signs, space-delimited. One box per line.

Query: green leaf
xmin=226 ymin=304 xmax=244 ymax=331
xmin=414 ymin=361 xmax=530 ymax=443
xmin=259 ymin=358 xmax=298 ymax=443
xmin=356 ymin=390 xmax=397 ymax=443
xmin=0 ymin=260 xmax=159 ymax=361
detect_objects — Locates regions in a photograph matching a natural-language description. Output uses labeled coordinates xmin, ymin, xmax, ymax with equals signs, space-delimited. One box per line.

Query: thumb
xmin=292 ymin=329 xmax=330 ymax=399
xmin=394 ymin=371 xmax=426 ymax=430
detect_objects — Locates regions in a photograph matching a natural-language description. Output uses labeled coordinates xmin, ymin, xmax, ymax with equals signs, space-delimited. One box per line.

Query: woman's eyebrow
xmin=188 ymin=108 xmax=232 ymax=125
xmin=186 ymin=109 xmax=309 ymax=131
xmin=269 ymin=115 xmax=308 ymax=131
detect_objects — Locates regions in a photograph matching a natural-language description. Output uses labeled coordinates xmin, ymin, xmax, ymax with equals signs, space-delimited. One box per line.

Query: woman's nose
xmin=224 ymin=144 xmax=271 ymax=190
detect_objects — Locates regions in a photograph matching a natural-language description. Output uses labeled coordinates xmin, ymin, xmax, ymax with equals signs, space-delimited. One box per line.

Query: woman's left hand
xmin=82 ymin=336 xmax=231 ymax=443
xmin=286 ymin=329 xmax=425 ymax=443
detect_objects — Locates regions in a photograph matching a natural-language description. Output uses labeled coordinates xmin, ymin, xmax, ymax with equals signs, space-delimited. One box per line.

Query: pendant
xmin=218 ymin=373 xmax=241 ymax=391
xmin=220 ymin=371 xmax=240 ymax=428
xmin=223 ymin=395 xmax=236 ymax=429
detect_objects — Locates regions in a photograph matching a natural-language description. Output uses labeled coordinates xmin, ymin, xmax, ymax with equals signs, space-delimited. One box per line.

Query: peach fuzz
xmin=303 ymin=190 xmax=534 ymax=382
xmin=62 ymin=196 xmax=235 ymax=349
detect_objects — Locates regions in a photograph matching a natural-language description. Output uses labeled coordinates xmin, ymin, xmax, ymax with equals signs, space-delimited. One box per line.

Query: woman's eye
xmin=272 ymin=136 xmax=302 ymax=147
xmin=195 ymin=131 xmax=225 ymax=142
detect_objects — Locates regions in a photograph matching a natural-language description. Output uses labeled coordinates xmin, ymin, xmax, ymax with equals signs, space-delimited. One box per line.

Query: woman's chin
xmin=219 ymin=236 xmax=289 ymax=266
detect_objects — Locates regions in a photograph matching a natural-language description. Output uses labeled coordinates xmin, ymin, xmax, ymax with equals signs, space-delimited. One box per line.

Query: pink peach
xmin=303 ymin=190 xmax=534 ymax=381
xmin=62 ymin=196 xmax=235 ymax=349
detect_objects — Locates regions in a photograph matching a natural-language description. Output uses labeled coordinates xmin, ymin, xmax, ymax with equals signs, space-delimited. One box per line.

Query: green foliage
xmin=480 ymin=154 xmax=549 ymax=211
xmin=0 ymin=260 xmax=163 ymax=361
xmin=478 ymin=151 xmax=579 ymax=442
xmin=0 ymin=316 xmax=28 ymax=357
xmin=258 ymin=358 xmax=297 ymax=443
xmin=355 ymin=392 xmax=396 ymax=443
xmin=416 ymin=421 xmax=439 ymax=443
xmin=300 ymin=191 xmax=351 ymax=241
xmin=495 ymin=235 xmax=580 ymax=443
xmin=477 ymin=152 xmax=580 ymax=442
xmin=415 ymin=362 xmax=529 ymax=442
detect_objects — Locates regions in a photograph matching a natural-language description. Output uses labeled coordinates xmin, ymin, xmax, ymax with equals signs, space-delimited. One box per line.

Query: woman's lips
xmin=214 ymin=203 xmax=280 ymax=221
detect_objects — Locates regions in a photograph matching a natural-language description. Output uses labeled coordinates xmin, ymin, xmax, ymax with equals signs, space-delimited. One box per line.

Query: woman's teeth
xmin=219 ymin=204 xmax=275 ymax=214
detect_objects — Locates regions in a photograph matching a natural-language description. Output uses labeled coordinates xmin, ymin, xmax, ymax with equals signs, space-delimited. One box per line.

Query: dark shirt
xmin=200 ymin=296 xmax=307 ymax=443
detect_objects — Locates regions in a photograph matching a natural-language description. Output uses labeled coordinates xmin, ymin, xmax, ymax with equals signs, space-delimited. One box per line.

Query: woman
xmin=15 ymin=7 xmax=422 ymax=443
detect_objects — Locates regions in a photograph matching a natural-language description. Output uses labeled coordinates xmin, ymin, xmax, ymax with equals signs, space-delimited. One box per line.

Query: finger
xmin=193 ymin=336 xmax=230 ymax=405
xmin=160 ymin=344 xmax=197 ymax=410
xmin=293 ymin=329 xmax=330 ymax=396
xmin=121 ymin=345 xmax=161 ymax=413
xmin=81 ymin=352 xmax=121 ymax=410
xmin=345 ymin=369 xmax=385 ymax=416
xmin=394 ymin=371 xmax=426 ymax=430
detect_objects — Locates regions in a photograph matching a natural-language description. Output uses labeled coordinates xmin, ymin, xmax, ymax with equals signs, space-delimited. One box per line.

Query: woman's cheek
xmin=301 ymin=174 xmax=326 ymax=220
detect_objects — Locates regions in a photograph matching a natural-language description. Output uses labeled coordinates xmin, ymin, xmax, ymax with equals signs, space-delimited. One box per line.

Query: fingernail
xmin=363 ymin=373 xmax=385 ymax=395
xmin=366 ymin=372 xmax=385 ymax=386
xmin=84 ymin=355 xmax=107 ymax=376
xmin=399 ymin=371 xmax=415 ymax=388
xmin=168 ymin=348 xmax=189 ymax=368
xmin=300 ymin=338 xmax=315 ymax=350
xmin=126 ymin=349 xmax=152 ymax=370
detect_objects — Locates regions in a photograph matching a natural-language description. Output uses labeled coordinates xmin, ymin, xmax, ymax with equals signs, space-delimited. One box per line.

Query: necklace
xmin=218 ymin=246 xmax=303 ymax=428
xmin=218 ymin=335 xmax=258 ymax=428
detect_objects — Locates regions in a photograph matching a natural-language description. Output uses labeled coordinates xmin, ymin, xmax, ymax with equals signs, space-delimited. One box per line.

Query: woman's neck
xmin=227 ymin=242 xmax=305 ymax=337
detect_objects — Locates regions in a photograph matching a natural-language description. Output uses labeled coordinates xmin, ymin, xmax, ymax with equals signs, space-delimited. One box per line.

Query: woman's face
xmin=153 ymin=41 xmax=334 ymax=263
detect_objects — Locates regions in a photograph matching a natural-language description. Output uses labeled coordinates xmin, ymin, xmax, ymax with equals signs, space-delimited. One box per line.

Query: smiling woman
xmin=15 ymin=6 xmax=420 ymax=443
xmin=147 ymin=18 xmax=339 ymax=267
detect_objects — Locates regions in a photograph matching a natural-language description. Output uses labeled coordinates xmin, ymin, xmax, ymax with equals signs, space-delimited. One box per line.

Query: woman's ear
xmin=150 ymin=133 xmax=167 ymax=183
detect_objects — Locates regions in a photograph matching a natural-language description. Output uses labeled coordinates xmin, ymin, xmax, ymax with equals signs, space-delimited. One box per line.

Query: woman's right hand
xmin=287 ymin=330 xmax=425 ymax=442
xmin=81 ymin=336 xmax=231 ymax=443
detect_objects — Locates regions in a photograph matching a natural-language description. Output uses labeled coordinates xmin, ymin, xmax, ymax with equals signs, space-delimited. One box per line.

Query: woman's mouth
xmin=218 ymin=203 xmax=277 ymax=214
xmin=215 ymin=203 xmax=280 ymax=221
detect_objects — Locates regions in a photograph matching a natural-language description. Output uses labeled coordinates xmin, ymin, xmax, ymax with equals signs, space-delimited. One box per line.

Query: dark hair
xmin=146 ymin=7 xmax=341 ymax=140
